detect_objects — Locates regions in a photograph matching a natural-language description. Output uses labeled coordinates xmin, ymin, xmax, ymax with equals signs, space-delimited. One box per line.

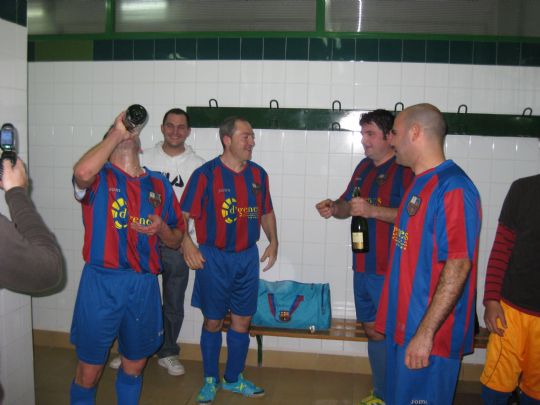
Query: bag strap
xmin=267 ymin=293 xmax=304 ymax=322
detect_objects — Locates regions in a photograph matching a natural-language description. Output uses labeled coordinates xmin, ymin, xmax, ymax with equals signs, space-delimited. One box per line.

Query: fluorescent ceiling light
xmin=27 ymin=6 xmax=44 ymax=18
xmin=121 ymin=1 xmax=167 ymax=12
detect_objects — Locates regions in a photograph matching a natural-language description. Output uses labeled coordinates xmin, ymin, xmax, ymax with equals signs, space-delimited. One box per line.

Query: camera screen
xmin=1 ymin=129 xmax=13 ymax=146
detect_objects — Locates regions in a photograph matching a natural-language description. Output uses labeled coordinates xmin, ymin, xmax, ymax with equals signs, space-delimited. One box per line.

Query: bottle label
xmin=352 ymin=232 xmax=364 ymax=250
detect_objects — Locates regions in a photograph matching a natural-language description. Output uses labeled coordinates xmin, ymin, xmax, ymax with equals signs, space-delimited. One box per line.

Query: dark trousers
xmin=157 ymin=246 xmax=189 ymax=359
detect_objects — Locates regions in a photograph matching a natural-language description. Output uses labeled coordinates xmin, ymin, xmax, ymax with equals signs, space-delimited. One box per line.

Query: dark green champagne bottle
xmin=351 ymin=187 xmax=369 ymax=253
xmin=124 ymin=104 xmax=148 ymax=133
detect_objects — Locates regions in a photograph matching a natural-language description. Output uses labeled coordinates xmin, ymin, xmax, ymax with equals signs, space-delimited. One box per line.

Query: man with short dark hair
xmin=375 ymin=103 xmax=481 ymax=405
xmin=180 ymin=116 xmax=278 ymax=404
xmin=316 ymin=109 xmax=413 ymax=405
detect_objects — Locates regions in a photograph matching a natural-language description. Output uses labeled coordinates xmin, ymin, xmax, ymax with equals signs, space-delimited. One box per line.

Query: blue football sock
xmin=481 ymin=384 xmax=512 ymax=405
xmin=115 ymin=367 xmax=143 ymax=405
xmin=201 ymin=327 xmax=222 ymax=379
xmin=520 ymin=390 xmax=540 ymax=405
xmin=70 ymin=380 xmax=96 ymax=405
xmin=367 ymin=339 xmax=386 ymax=400
xmin=224 ymin=329 xmax=250 ymax=383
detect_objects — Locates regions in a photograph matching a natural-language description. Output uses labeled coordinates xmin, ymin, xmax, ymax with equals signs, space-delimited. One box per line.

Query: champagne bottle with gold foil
xmin=351 ymin=187 xmax=369 ymax=253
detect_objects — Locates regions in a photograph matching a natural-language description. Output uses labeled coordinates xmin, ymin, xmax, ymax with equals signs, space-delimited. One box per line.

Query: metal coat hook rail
xmin=186 ymin=105 xmax=540 ymax=137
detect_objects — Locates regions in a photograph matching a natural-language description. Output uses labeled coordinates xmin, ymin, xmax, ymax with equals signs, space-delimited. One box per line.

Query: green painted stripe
xmin=34 ymin=40 xmax=93 ymax=61
xmin=29 ymin=36 xmax=540 ymax=66
xmin=186 ymin=107 xmax=540 ymax=137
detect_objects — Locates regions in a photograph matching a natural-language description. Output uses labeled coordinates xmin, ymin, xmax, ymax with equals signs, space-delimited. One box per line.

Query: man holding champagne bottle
xmin=316 ymin=109 xmax=413 ymax=405
xmin=70 ymin=108 xmax=185 ymax=405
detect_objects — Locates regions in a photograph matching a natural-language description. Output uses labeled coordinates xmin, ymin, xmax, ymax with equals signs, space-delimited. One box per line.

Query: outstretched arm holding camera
xmin=0 ymin=158 xmax=64 ymax=294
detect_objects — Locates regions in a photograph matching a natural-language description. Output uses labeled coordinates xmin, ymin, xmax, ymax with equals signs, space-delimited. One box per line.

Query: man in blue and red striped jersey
xmin=316 ymin=109 xmax=413 ymax=405
xmin=70 ymin=110 xmax=185 ymax=405
xmin=180 ymin=116 xmax=278 ymax=404
xmin=375 ymin=103 xmax=482 ymax=405
xmin=480 ymin=174 xmax=540 ymax=404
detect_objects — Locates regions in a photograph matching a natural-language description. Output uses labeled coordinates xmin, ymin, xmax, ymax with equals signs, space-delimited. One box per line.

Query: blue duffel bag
xmin=252 ymin=279 xmax=331 ymax=331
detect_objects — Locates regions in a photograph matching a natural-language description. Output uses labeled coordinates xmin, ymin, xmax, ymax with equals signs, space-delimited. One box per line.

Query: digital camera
xmin=0 ymin=123 xmax=17 ymax=181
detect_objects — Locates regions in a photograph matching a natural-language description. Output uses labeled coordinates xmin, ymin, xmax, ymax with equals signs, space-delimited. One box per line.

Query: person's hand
xmin=350 ymin=197 xmax=374 ymax=218
xmin=130 ymin=213 xmax=163 ymax=236
xmin=106 ymin=111 xmax=138 ymax=143
xmin=182 ymin=236 xmax=205 ymax=269
xmin=0 ymin=158 xmax=28 ymax=191
xmin=315 ymin=199 xmax=336 ymax=219
xmin=484 ymin=300 xmax=507 ymax=337
xmin=404 ymin=331 xmax=433 ymax=369
xmin=260 ymin=242 xmax=278 ymax=271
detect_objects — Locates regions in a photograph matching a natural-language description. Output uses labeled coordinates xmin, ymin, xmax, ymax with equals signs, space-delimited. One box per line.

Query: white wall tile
xmin=307 ymin=84 xmax=332 ymax=108
xmin=377 ymin=63 xmax=402 ymax=87
xmin=331 ymin=61 xmax=355 ymax=85
xmin=424 ymin=63 xmax=449 ymax=87
xmin=262 ymin=60 xmax=286 ymax=83
xmin=354 ymin=61 xmax=378 ymax=86
xmin=284 ymin=83 xmax=308 ymax=107
xmin=308 ymin=61 xmax=331 ymax=85
xmin=285 ymin=61 xmax=309 ymax=84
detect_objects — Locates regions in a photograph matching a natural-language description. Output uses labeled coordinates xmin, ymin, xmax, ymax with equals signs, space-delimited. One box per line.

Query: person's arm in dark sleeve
xmin=0 ymin=187 xmax=64 ymax=294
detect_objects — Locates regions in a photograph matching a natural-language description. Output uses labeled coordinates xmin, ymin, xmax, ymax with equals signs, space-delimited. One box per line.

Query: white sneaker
xmin=157 ymin=356 xmax=185 ymax=376
xmin=109 ymin=355 xmax=121 ymax=370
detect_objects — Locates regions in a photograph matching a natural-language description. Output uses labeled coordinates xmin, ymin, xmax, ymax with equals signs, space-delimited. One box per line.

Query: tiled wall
xmin=28 ymin=58 xmax=540 ymax=366
xmin=0 ymin=18 xmax=33 ymax=405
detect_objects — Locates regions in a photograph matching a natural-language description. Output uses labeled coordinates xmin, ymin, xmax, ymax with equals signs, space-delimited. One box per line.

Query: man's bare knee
xmin=121 ymin=357 xmax=147 ymax=375
xmin=204 ymin=318 xmax=224 ymax=333
xmin=230 ymin=313 xmax=251 ymax=333
xmin=75 ymin=362 xmax=104 ymax=388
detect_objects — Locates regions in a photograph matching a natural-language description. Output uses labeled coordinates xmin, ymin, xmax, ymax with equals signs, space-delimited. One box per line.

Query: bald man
xmin=375 ymin=104 xmax=482 ymax=405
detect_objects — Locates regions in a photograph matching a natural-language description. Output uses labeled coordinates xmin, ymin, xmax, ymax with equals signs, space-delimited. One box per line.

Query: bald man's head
xmin=401 ymin=103 xmax=447 ymax=146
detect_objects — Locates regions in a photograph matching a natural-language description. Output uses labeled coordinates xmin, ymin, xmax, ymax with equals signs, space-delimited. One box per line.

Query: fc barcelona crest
xmin=407 ymin=195 xmax=421 ymax=216
xmin=376 ymin=173 xmax=388 ymax=185
xmin=148 ymin=191 xmax=162 ymax=208
xmin=252 ymin=182 xmax=261 ymax=194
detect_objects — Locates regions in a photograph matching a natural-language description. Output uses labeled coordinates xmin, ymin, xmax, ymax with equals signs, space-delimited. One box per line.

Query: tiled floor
xmin=34 ymin=346 xmax=482 ymax=404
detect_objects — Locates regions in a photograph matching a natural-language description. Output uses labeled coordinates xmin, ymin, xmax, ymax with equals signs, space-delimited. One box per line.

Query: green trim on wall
xmin=186 ymin=106 xmax=540 ymax=138
xmin=34 ymin=40 xmax=93 ymax=61
xmin=28 ymin=36 xmax=540 ymax=66
xmin=0 ymin=0 xmax=26 ymax=27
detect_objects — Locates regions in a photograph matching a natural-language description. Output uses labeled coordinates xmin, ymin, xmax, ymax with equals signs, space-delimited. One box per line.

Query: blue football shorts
xmin=191 ymin=244 xmax=259 ymax=319
xmin=353 ymin=271 xmax=385 ymax=323
xmin=384 ymin=339 xmax=461 ymax=405
xmin=70 ymin=264 xmax=163 ymax=365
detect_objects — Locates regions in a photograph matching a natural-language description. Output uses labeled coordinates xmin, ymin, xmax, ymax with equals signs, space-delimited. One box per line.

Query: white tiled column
xmin=0 ymin=18 xmax=33 ymax=405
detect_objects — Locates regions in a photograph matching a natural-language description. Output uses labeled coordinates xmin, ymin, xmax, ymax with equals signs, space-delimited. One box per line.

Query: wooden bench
xmin=223 ymin=316 xmax=490 ymax=367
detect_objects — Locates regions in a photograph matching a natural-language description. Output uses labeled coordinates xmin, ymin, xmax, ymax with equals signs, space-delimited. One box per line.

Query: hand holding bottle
xmin=350 ymin=196 xmax=375 ymax=218
xmin=351 ymin=187 xmax=369 ymax=253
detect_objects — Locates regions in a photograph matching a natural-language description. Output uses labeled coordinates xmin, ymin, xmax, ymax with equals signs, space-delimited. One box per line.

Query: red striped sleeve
xmin=483 ymin=223 xmax=516 ymax=303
